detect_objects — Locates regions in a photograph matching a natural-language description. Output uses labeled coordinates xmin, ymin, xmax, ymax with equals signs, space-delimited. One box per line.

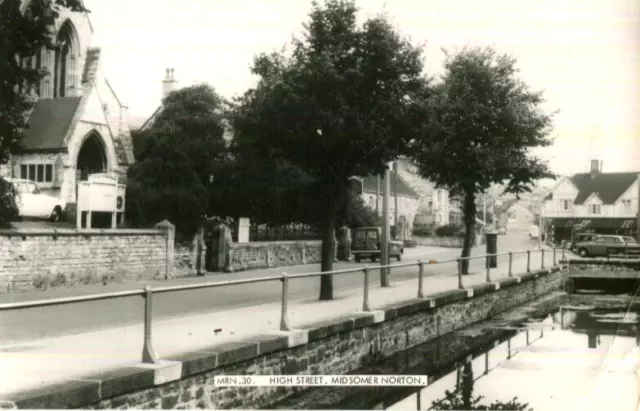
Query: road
xmin=0 ymin=229 xmax=540 ymax=345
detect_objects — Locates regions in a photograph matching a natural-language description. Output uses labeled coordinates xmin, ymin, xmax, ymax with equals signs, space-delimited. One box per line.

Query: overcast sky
xmin=83 ymin=0 xmax=640 ymax=176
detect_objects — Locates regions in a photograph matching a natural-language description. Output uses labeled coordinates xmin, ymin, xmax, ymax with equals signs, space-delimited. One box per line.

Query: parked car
xmin=351 ymin=227 xmax=404 ymax=263
xmin=6 ymin=178 xmax=66 ymax=222
xmin=568 ymin=233 xmax=598 ymax=252
xmin=498 ymin=227 xmax=507 ymax=235
xmin=574 ymin=235 xmax=640 ymax=258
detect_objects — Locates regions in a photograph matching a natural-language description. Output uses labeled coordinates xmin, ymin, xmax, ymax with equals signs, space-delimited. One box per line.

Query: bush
xmin=412 ymin=225 xmax=434 ymax=237
xmin=435 ymin=223 xmax=464 ymax=237
xmin=403 ymin=239 xmax=417 ymax=248
xmin=0 ymin=177 xmax=18 ymax=228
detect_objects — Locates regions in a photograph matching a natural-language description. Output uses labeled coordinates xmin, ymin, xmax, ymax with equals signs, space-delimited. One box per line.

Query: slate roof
xmin=362 ymin=171 xmax=419 ymax=198
xmin=570 ymin=172 xmax=639 ymax=205
xmin=20 ymin=97 xmax=81 ymax=151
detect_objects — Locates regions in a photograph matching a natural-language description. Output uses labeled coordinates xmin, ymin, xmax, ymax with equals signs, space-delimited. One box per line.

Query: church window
xmin=54 ymin=21 xmax=77 ymax=98
xmin=20 ymin=163 xmax=54 ymax=183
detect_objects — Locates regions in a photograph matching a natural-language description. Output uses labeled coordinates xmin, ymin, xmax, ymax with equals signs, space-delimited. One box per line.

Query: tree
xmin=0 ymin=0 xmax=86 ymax=164
xmin=230 ymin=0 xmax=429 ymax=300
xmin=410 ymin=47 xmax=555 ymax=274
xmin=125 ymin=84 xmax=228 ymax=240
xmin=0 ymin=0 xmax=86 ymax=224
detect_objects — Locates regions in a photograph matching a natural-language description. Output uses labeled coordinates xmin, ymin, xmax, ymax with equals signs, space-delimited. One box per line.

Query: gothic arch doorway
xmin=76 ymin=132 xmax=107 ymax=181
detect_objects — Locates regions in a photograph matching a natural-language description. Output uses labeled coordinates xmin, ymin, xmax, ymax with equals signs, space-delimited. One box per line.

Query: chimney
xmin=162 ymin=68 xmax=178 ymax=99
xmin=590 ymin=159 xmax=600 ymax=179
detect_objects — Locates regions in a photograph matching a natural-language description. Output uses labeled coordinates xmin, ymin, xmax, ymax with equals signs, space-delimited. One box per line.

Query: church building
xmin=1 ymin=3 xmax=135 ymax=219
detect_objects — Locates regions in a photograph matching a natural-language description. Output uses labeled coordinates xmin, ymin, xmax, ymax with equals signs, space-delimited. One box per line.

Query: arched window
xmin=54 ymin=21 xmax=78 ymax=98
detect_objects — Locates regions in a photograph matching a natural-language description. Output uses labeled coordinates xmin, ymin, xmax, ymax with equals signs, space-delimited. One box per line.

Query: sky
xmin=83 ymin=0 xmax=640 ymax=176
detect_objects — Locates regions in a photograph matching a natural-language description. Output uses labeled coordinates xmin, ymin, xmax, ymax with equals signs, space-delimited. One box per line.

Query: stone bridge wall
xmin=1 ymin=264 xmax=567 ymax=409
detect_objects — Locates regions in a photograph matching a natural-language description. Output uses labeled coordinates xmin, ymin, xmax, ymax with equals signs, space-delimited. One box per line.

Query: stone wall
xmin=224 ymin=241 xmax=325 ymax=273
xmin=0 ymin=264 xmax=567 ymax=409
xmin=412 ymin=233 xmax=484 ymax=248
xmin=0 ymin=221 xmax=175 ymax=294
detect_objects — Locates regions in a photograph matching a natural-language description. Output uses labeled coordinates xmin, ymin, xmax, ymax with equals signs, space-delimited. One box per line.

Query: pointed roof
xmin=571 ymin=172 xmax=639 ymax=205
xmin=82 ymin=48 xmax=101 ymax=84
xmin=361 ymin=171 xmax=419 ymax=198
xmin=20 ymin=97 xmax=82 ymax=151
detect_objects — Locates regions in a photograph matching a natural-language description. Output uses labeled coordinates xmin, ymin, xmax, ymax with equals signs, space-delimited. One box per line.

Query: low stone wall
xmin=1 ymin=264 xmax=566 ymax=409
xmin=412 ymin=235 xmax=464 ymax=248
xmin=0 ymin=221 xmax=175 ymax=294
xmin=225 ymin=241 xmax=325 ymax=273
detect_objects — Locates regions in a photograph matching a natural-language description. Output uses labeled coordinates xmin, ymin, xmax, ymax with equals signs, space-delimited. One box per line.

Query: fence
xmin=0 ymin=246 xmax=572 ymax=366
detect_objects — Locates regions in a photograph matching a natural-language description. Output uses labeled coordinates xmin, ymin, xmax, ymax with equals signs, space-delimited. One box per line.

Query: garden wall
xmin=0 ymin=221 xmax=175 ymax=294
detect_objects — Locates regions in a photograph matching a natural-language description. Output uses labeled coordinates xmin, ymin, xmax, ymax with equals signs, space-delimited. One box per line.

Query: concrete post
xmin=154 ymin=220 xmax=175 ymax=280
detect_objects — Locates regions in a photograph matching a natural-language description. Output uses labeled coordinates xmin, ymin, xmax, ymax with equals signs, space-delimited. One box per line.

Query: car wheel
xmin=49 ymin=206 xmax=62 ymax=223
xmin=371 ymin=255 xmax=377 ymax=262
xmin=355 ymin=255 xmax=361 ymax=263
xmin=578 ymin=248 xmax=589 ymax=258
xmin=396 ymin=254 xmax=402 ymax=262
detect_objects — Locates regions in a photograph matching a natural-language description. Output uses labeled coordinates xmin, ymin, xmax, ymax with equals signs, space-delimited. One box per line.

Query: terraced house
xmin=1 ymin=1 xmax=135 ymax=221
xmin=542 ymin=160 xmax=640 ymax=244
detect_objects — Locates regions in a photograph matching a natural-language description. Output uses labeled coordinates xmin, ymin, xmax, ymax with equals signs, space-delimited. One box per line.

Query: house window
xmin=369 ymin=196 xmax=374 ymax=208
xmin=19 ymin=163 xmax=54 ymax=183
xmin=589 ymin=204 xmax=601 ymax=215
xmin=563 ymin=200 xmax=570 ymax=210
xmin=622 ymin=199 xmax=632 ymax=212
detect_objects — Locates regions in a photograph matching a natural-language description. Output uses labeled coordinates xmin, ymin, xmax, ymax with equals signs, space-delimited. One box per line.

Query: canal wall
xmin=1 ymin=264 xmax=568 ymax=409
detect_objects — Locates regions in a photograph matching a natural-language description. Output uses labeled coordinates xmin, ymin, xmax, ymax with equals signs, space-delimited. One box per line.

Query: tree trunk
xmin=461 ymin=361 xmax=474 ymax=409
xmin=461 ymin=189 xmax=477 ymax=275
xmin=319 ymin=193 xmax=337 ymax=300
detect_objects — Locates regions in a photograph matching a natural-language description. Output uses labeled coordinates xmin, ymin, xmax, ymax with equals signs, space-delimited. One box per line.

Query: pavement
xmin=0 ymin=241 xmax=554 ymax=397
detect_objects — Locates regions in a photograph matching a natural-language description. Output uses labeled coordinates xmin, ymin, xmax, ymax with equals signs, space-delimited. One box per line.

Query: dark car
xmin=574 ymin=235 xmax=640 ymax=258
xmin=351 ymin=227 xmax=404 ymax=263
xmin=569 ymin=233 xmax=598 ymax=252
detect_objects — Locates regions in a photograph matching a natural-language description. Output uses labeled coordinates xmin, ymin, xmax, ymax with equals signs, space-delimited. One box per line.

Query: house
xmin=360 ymin=170 xmax=420 ymax=235
xmin=394 ymin=157 xmax=455 ymax=227
xmin=0 ymin=3 xmax=135 ymax=220
xmin=542 ymin=160 xmax=640 ymax=244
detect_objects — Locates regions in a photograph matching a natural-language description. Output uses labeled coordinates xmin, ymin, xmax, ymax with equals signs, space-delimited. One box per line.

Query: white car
xmin=529 ymin=225 xmax=540 ymax=240
xmin=7 ymin=178 xmax=66 ymax=222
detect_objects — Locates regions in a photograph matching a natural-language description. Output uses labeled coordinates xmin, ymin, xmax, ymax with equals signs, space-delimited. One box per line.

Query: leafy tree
xmin=230 ymin=0 xmax=429 ymax=299
xmin=0 ymin=0 xmax=86 ymax=164
xmin=410 ymin=47 xmax=555 ymax=274
xmin=125 ymin=84 xmax=228 ymax=240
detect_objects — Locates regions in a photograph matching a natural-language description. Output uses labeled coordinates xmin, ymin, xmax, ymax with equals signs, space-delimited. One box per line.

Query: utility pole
xmin=376 ymin=175 xmax=380 ymax=216
xmin=380 ymin=164 xmax=391 ymax=287
xmin=393 ymin=160 xmax=399 ymax=230
xmin=483 ymin=194 xmax=487 ymax=226
xmin=537 ymin=188 xmax=543 ymax=249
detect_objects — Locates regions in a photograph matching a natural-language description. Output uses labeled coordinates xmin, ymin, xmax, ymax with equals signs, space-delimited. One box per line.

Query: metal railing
xmin=0 ymin=247 xmax=559 ymax=365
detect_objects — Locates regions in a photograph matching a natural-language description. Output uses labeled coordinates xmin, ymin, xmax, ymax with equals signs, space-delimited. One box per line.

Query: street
xmin=0 ymin=229 xmax=541 ymax=346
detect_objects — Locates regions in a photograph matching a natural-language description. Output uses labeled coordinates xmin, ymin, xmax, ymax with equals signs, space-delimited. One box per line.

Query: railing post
xmin=553 ymin=247 xmax=557 ymax=266
xmin=363 ymin=267 xmax=371 ymax=312
xmin=526 ymin=329 xmax=530 ymax=345
xmin=141 ymin=286 xmax=159 ymax=364
xmin=507 ymin=338 xmax=511 ymax=359
xmin=485 ymin=255 xmax=491 ymax=283
xmin=526 ymin=251 xmax=531 ymax=273
xmin=508 ymin=252 xmax=513 ymax=277
xmin=417 ymin=261 xmax=425 ymax=299
xmin=562 ymin=246 xmax=565 ymax=260
xmin=457 ymin=258 xmax=463 ymax=290
xmin=541 ymin=249 xmax=545 ymax=269
xmin=280 ymin=273 xmax=291 ymax=331
xmin=484 ymin=351 xmax=489 ymax=375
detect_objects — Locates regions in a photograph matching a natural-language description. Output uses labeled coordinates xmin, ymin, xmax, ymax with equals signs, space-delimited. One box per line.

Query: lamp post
xmin=380 ymin=163 xmax=391 ymax=287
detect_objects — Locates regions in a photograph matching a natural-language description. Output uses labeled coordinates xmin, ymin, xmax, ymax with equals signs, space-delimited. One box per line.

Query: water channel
xmin=270 ymin=293 xmax=640 ymax=410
